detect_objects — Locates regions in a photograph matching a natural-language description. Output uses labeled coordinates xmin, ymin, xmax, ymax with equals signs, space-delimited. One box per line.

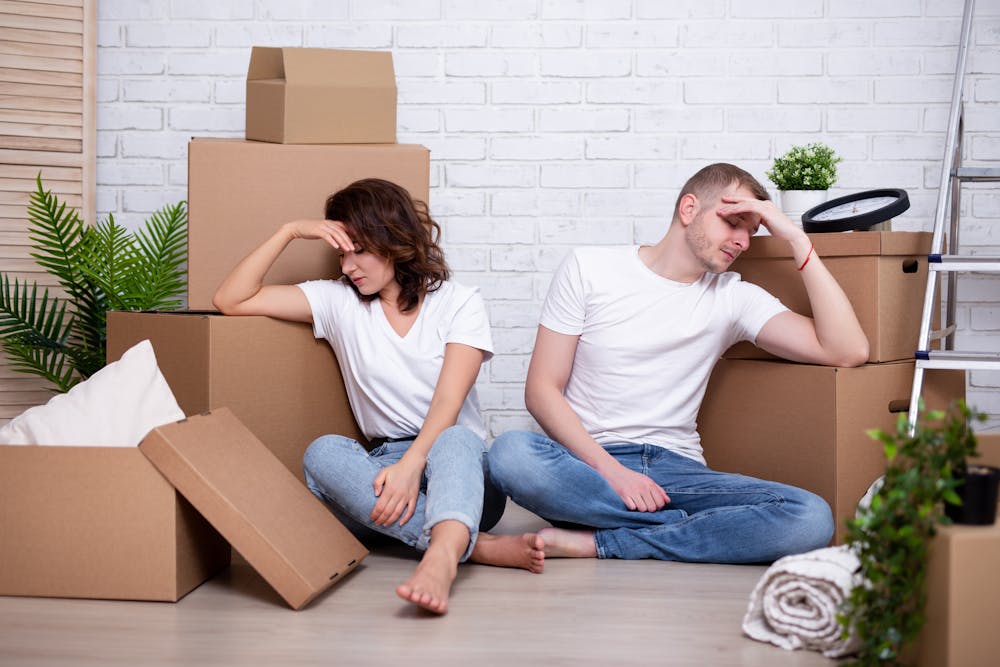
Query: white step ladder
xmin=908 ymin=0 xmax=1000 ymax=432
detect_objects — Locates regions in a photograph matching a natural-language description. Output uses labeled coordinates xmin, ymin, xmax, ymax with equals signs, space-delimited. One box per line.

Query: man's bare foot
xmin=469 ymin=532 xmax=545 ymax=573
xmin=396 ymin=546 xmax=458 ymax=614
xmin=538 ymin=527 xmax=598 ymax=558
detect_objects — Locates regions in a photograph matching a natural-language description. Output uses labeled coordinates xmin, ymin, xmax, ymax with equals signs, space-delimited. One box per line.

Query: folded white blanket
xmin=742 ymin=545 xmax=862 ymax=659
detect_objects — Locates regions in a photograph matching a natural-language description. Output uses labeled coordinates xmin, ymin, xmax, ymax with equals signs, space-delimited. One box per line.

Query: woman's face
xmin=340 ymin=243 xmax=396 ymax=298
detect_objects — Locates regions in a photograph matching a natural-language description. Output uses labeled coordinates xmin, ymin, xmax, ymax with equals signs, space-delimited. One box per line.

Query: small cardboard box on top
xmin=245 ymin=47 xmax=396 ymax=144
xmin=0 ymin=409 xmax=367 ymax=607
xmin=187 ymin=138 xmax=429 ymax=310
xmin=697 ymin=359 xmax=965 ymax=544
xmin=726 ymin=231 xmax=932 ymax=363
xmin=106 ymin=311 xmax=366 ymax=485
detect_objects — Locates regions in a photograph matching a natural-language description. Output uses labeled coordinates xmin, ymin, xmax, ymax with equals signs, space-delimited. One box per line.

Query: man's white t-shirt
xmin=297 ymin=279 xmax=494 ymax=442
xmin=540 ymin=246 xmax=788 ymax=464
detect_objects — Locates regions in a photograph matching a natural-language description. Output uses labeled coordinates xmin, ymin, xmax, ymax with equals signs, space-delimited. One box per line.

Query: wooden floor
xmin=0 ymin=503 xmax=830 ymax=667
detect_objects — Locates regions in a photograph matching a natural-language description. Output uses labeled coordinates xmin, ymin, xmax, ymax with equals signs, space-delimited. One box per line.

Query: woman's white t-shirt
xmin=540 ymin=246 xmax=788 ymax=464
xmin=297 ymin=279 xmax=494 ymax=442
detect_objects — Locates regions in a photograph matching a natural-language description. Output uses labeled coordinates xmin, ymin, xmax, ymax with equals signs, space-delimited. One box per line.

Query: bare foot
xmin=469 ymin=533 xmax=545 ymax=573
xmin=396 ymin=546 xmax=458 ymax=614
xmin=538 ymin=527 xmax=598 ymax=558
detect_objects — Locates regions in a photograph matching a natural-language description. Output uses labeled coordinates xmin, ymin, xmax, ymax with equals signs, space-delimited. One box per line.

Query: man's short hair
xmin=672 ymin=163 xmax=770 ymax=219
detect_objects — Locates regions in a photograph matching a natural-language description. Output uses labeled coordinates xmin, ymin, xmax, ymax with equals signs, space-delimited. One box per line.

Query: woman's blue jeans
xmin=303 ymin=425 xmax=505 ymax=562
xmin=487 ymin=430 xmax=834 ymax=563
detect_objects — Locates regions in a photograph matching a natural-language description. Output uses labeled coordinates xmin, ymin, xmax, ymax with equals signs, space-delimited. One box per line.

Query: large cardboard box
xmin=0 ymin=410 xmax=367 ymax=607
xmin=698 ymin=359 xmax=965 ymax=544
xmin=106 ymin=311 xmax=365 ymax=484
xmin=141 ymin=409 xmax=368 ymax=610
xmin=245 ymin=47 xmax=396 ymax=144
xmin=187 ymin=138 xmax=429 ymax=310
xmin=915 ymin=522 xmax=1000 ymax=667
xmin=0 ymin=446 xmax=230 ymax=602
xmin=726 ymin=231 xmax=932 ymax=363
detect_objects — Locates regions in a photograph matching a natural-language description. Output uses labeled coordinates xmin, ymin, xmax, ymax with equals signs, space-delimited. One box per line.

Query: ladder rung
xmin=928 ymin=255 xmax=1000 ymax=272
xmin=955 ymin=167 xmax=1000 ymax=182
xmin=916 ymin=350 xmax=1000 ymax=371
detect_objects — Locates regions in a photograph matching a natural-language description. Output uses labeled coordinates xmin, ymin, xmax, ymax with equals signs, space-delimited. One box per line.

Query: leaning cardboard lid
xmin=139 ymin=408 xmax=368 ymax=610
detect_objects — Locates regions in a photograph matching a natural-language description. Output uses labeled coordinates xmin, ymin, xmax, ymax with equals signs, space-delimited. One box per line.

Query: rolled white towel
xmin=742 ymin=545 xmax=862 ymax=659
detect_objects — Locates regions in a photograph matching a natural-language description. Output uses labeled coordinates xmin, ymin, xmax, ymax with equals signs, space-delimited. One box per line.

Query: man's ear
xmin=676 ymin=193 xmax=700 ymax=227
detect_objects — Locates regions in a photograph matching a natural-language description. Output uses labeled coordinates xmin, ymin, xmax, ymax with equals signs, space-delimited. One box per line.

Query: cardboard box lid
xmin=248 ymin=47 xmax=395 ymax=89
xmin=139 ymin=408 xmax=368 ymax=610
xmin=739 ymin=230 xmax=931 ymax=259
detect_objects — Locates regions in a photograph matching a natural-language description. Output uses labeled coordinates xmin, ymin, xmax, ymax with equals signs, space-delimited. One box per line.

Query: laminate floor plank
xmin=0 ymin=504 xmax=830 ymax=666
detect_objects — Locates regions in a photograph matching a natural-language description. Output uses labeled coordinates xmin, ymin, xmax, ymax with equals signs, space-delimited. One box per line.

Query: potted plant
xmin=839 ymin=400 xmax=985 ymax=666
xmin=766 ymin=142 xmax=842 ymax=224
xmin=0 ymin=175 xmax=187 ymax=393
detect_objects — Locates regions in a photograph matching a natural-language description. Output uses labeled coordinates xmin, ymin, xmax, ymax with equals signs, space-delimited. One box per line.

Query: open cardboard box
xmin=698 ymin=359 xmax=965 ymax=544
xmin=106 ymin=311 xmax=365 ymax=485
xmin=245 ymin=46 xmax=396 ymax=144
xmin=0 ymin=409 xmax=367 ymax=607
xmin=726 ymin=231 xmax=933 ymax=363
xmin=187 ymin=138 xmax=429 ymax=310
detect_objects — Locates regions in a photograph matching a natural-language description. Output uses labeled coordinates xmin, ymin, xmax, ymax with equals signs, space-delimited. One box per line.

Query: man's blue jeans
xmin=303 ymin=425 xmax=505 ymax=562
xmin=487 ymin=430 xmax=834 ymax=563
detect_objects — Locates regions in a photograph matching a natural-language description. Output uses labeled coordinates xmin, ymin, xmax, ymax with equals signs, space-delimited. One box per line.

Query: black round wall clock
xmin=801 ymin=188 xmax=910 ymax=233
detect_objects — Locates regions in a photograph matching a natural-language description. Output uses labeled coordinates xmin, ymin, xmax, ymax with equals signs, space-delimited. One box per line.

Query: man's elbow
xmin=835 ymin=339 xmax=869 ymax=368
xmin=212 ymin=292 xmax=235 ymax=315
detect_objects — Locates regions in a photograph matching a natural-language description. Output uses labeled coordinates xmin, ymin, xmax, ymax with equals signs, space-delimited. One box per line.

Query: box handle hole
xmin=888 ymin=399 xmax=909 ymax=413
xmin=902 ymin=259 xmax=919 ymax=274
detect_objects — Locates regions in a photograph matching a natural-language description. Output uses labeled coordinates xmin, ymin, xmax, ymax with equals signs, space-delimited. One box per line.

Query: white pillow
xmin=0 ymin=339 xmax=185 ymax=446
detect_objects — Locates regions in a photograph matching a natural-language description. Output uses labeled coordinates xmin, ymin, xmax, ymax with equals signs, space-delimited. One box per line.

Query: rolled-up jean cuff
xmin=421 ymin=511 xmax=479 ymax=562
xmin=594 ymin=530 xmax=610 ymax=560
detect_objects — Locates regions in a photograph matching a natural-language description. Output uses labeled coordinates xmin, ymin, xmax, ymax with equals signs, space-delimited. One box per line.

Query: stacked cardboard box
xmin=0 ymin=47 xmax=428 ymax=605
xmin=699 ymin=231 xmax=967 ymax=544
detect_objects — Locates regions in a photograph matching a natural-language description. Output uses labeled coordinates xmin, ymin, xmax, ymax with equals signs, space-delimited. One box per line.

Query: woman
xmin=213 ymin=178 xmax=543 ymax=614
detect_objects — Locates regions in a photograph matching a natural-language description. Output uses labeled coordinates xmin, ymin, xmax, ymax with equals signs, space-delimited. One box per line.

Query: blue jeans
xmin=487 ymin=431 xmax=834 ymax=563
xmin=303 ymin=425 xmax=505 ymax=562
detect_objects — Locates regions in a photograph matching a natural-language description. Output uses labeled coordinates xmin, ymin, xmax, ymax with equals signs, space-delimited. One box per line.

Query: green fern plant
xmin=0 ymin=175 xmax=187 ymax=393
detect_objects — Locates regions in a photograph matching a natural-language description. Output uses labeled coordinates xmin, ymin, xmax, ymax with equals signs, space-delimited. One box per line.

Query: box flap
xmin=139 ymin=408 xmax=368 ymax=610
xmin=740 ymin=231 xmax=931 ymax=259
xmin=247 ymin=46 xmax=286 ymax=81
xmin=279 ymin=48 xmax=394 ymax=87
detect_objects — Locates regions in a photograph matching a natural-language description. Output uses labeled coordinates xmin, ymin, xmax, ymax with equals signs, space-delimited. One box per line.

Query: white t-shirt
xmin=540 ymin=246 xmax=787 ymax=463
xmin=297 ymin=279 xmax=494 ymax=441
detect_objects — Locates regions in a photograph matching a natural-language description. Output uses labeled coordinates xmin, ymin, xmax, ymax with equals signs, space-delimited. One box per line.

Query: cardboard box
xmin=915 ymin=522 xmax=1000 ymax=667
xmin=187 ymin=138 xmax=429 ymax=310
xmin=246 ymin=47 xmax=396 ymax=144
xmin=698 ymin=359 xmax=965 ymax=544
xmin=106 ymin=311 xmax=365 ymax=484
xmin=141 ymin=409 xmax=369 ymax=610
xmin=0 ymin=410 xmax=367 ymax=607
xmin=0 ymin=446 xmax=230 ymax=602
xmin=726 ymin=231 xmax=932 ymax=363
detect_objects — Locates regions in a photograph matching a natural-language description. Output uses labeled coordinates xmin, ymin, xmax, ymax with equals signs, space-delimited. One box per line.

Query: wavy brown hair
xmin=672 ymin=163 xmax=770 ymax=220
xmin=325 ymin=178 xmax=449 ymax=312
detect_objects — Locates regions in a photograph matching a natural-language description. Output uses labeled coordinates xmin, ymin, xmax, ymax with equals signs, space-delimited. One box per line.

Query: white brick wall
xmin=95 ymin=0 xmax=1000 ymax=433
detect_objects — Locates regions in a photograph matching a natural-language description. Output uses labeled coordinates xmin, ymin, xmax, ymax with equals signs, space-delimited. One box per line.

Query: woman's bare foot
xmin=396 ymin=545 xmax=458 ymax=614
xmin=469 ymin=532 xmax=545 ymax=573
xmin=538 ymin=527 xmax=598 ymax=558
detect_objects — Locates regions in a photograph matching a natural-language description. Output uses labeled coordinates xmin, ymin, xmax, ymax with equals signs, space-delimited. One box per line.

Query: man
xmin=488 ymin=163 xmax=869 ymax=563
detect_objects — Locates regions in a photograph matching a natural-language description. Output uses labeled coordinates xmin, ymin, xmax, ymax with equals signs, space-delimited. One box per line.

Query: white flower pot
xmin=779 ymin=189 xmax=829 ymax=227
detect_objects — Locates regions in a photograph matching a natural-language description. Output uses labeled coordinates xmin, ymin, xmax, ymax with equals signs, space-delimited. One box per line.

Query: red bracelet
xmin=797 ymin=244 xmax=814 ymax=271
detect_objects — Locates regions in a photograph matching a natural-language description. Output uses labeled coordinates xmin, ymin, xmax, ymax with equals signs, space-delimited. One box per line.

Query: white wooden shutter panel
xmin=0 ymin=0 xmax=96 ymax=423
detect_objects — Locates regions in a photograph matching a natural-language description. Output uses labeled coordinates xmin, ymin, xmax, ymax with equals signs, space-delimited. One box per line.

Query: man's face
xmin=684 ymin=184 xmax=761 ymax=274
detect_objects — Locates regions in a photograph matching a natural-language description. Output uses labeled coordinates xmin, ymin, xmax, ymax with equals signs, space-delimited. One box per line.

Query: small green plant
xmin=839 ymin=400 xmax=985 ymax=666
xmin=766 ymin=142 xmax=842 ymax=190
xmin=0 ymin=175 xmax=187 ymax=393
